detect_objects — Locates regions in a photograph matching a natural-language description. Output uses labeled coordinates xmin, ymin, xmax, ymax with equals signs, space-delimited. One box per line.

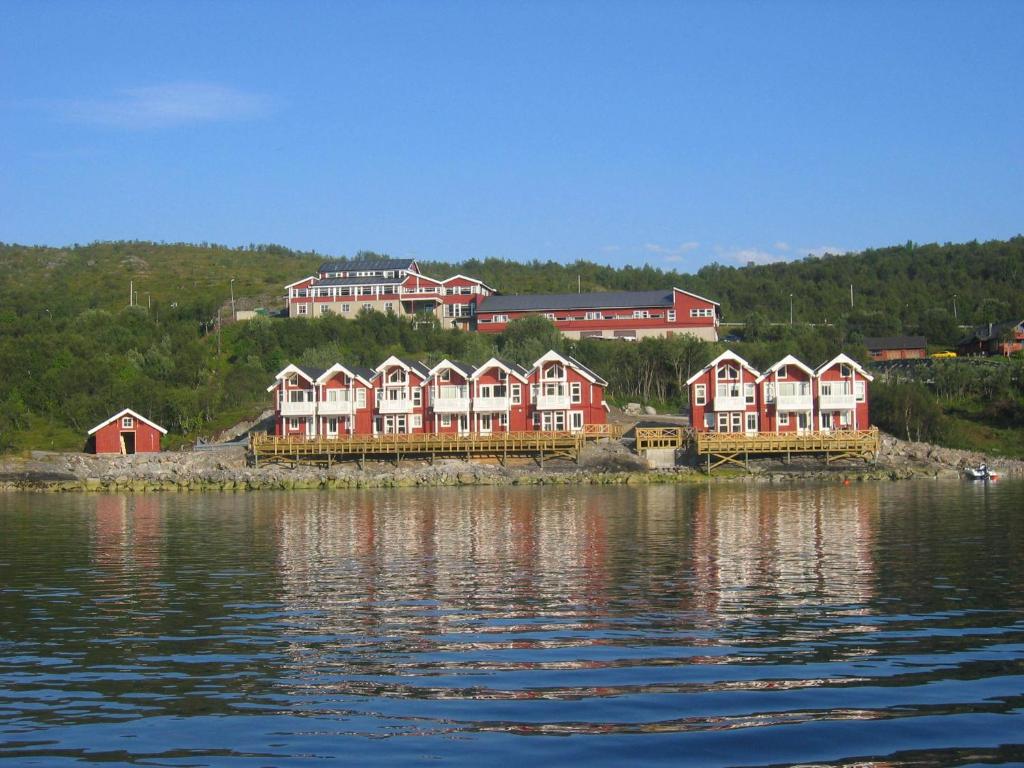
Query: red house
xmin=87 ymin=408 xmax=166 ymax=455
xmin=470 ymin=357 xmax=531 ymax=433
xmin=476 ymin=287 xmax=720 ymax=341
xmin=814 ymin=354 xmax=873 ymax=431
xmin=315 ymin=363 xmax=376 ymax=437
xmin=686 ymin=351 xmax=761 ymax=433
xmin=423 ymin=359 xmax=476 ymax=434
xmin=527 ymin=351 xmax=609 ymax=432
xmin=374 ymin=356 xmax=431 ymax=434
xmin=268 ymin=364 xmax=323 ymax=437
xmin=757 ymin=355 xmax=815 ymax=433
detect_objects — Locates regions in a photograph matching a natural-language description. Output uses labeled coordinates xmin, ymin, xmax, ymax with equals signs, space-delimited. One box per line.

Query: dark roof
xmin=958 ymin=319 xmax=1024 ymax=344
xmin=495 ymin=357 xmax=530 ymax=377
xmin=315 ymin=276 xmax=404 ymax=287
xmin=396 ymin=358 xmax=431 ymax=377
xmin=319 ymin=259 xmax=415 ymax=274
xmin=863 ymin=336 xmax=927 ymax=351
xmin=296 ymin=365 xmax=326 ymax=381
xmin=350 ymin=366 xmax=377 ymax=382
xmin=445 ymin=360 xmax=476 ymax=377
xmin=567 ymin=354 xmax=608 ymax=386
xmin=478 ymin=289 xmax=679 ymax=314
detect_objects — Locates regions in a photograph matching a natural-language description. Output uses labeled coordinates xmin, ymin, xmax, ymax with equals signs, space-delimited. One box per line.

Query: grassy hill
xmin=1 ymin=235 xmax=1022 ymax=454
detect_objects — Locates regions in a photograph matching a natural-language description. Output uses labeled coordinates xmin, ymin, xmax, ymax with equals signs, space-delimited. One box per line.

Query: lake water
xmin=1 ymin=481 xmax=1023 ymax=767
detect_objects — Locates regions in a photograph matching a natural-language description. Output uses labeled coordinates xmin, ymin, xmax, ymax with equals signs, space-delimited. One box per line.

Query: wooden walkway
xmin=634 ymin=426 xmax=880 ymax=472
xmin=250 ymin=424 xmax=622 ymax=467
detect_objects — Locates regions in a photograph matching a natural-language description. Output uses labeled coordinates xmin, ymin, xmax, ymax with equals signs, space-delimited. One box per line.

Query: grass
xmin=940 ymin=402 xmax=1024 ymax=458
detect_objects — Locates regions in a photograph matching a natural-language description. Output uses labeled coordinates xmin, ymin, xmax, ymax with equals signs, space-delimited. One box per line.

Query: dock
xmin=250 ymin=424 xmax=621 ymax=468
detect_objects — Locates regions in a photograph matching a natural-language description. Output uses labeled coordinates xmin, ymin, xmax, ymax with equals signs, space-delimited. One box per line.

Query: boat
xmin=964 ymin=464 xmax=999 ymax=481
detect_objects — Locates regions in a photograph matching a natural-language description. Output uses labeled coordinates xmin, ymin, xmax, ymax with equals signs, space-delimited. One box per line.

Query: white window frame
xmin=667 ymin=310 xmax=676 ymax=322
xmin=744 ymin=383 xmax=755 ymax=404
xmin=288 ymin=418 xmax=300 ymax=430
xmin=121 ymin=416 xmax=134 ymax=428
xmin=411 ymin=414 xmax=422 ymax=429
xmin=356 ymin=389 xmax=366 ymax=407
xmin=779 ymin=412 xmax=790 ymax=426
xmin=746 ymin=413 xmax=758 ymax=432
xmin=855 ymin=381 xmax=866 ymax=402
xmin=694 ymin=384 xmax=706 ymax=406
xmin=570 ymin=382 xmax=582 ymax=404
xmin=511 ymin=384 xmax=522 ymax=404
xmin=297 ymin=304 xmax=308 ymax=315
xmin=571 ymin=411 xmax=584 ymax=431
xmin=440 ymin=414 xmax=451 ymax=427
xmin=412 ymin=388 xmax=422 ymax=407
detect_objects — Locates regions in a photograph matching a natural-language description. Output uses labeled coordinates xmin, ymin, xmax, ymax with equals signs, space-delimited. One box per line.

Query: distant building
xmin=863 ymin=336 xmax=927 ymax=361
xmin=475 ymin=288 xmax=720 ymax=341
xmin=957 ymin=320 xmax=1024 ymax=357
xmin=285 ymin=258 xmax=495 ymax=328
xmin=87 ymin=408 xmax=166 ymax=454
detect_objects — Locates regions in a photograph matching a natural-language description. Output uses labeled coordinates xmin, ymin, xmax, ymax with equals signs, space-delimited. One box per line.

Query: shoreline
xmin=2 ymin=433 xmax=1019 ymax=493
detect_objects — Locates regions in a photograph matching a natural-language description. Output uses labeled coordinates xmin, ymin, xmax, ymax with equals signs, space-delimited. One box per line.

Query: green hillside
xmin=1 ymin=236 xmax=1022 ymax=454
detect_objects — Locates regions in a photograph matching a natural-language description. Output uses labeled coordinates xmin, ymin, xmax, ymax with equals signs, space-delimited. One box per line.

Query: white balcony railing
xmin=713 ymin=395 xmax=747 ymax=411
xmin=432 ymin=396 xmax=471 ymax=413
xmin=318 ymin=399 xmax=356 ymax=416
xmin=280 ymin=400 xmax=316 ymax=416
xmin=820 ymin=393 xmax=857 ymax=411
xmin=378 ymin=396 xmax=414 ymax=414
xmin=474 ymin=396 xmax=510 ymax=412
xmin=775 ymin=394 xmax=813 ymax=412
xmin=536 ymin=394 xmax=571 ymax=410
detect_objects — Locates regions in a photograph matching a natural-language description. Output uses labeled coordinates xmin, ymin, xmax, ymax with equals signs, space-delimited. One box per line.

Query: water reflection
xmin=0 ymin=481 xmax=1022 ymax=766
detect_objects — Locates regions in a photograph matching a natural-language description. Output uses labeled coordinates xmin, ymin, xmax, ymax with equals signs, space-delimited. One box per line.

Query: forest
xmin=0 ymin=236 xmax=1022 ymax=454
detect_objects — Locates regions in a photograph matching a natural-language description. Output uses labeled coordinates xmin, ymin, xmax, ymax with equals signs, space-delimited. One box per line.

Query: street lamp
xmin=230 ymin=278 xmax=236 ymax=320
xmin=953 ymin=294 xmax=958 ymax=321
xmin=789 ymin=294 xmax=794 ymax=325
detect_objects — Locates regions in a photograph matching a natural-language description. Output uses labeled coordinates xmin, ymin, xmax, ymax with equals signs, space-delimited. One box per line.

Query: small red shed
xmin=87 ymin=408 xmax=167 ymax=455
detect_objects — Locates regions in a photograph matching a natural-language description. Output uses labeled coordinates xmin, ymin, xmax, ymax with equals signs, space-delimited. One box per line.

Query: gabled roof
xmin=315 ymin=276 xmax=404 ymax=287
xmin=266 ymin=364 xmax=325 ymax=391
xmin=319 ymin=258 xmax=417 ymax=274
xmin=284 ymin=275 xmax=318 ymax=289
xmin=315 ymin=363 xmax=375 ymax=387
xmin=376 ymin=355 xmax=431 ymax=378
xmin=686 ymin=350 xmax=761 ymax=386
xmin=957 ymin=319 xmax=1024 ymax=345
xmin=441 ymin=274 xmax=498 ymax=293
xmin=88 ymin=408 xmax=167 ymax=436
xmin=756 ymin=354 xmax=815 ymax=383
xmin=815 ymin=353 xmax=874 ymax=381
xmin=479 ymin=289 xmax=677 ymax=314
xmin=531 ymin=350 xmax=608 ymax=386
xmin=863 ymin=335 xmax=927 ymax=351
xmin=401 ymin=272 xmax=444 ymax=286
xmin=423 ymin=359 xmax=477 ymax=382
xmin=672 ymin=287 xmax=721 ymax=308
xmin=469 ymin=356 xmax=530 ymax=383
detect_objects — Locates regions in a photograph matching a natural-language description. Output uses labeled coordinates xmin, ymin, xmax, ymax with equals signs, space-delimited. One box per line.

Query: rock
xmin=624 ymin=402 xmax=642 ymax=414
xmin=643 ymin=406 xmax=657 ymax=416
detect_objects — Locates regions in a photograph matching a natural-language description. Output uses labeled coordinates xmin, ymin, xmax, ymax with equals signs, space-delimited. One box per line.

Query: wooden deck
xmin=634 ymin=426 xmax=880 ymax=472
xmin=251 ymin=425 xmax=621 ymax=467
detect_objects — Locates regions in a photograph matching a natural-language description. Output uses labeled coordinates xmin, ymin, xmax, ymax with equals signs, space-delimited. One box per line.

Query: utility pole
xmin=953 ymin=294 xmax=958 ymax=321
xmin=129 ymin=280 xmax=133 ymax=307
xmin=230 ymin=278 xmax=236 ymax=320
xmin=850 ymin=284 xmax=854 ymax=308
xmin=577 ymin=275 xmax=581 ymax=294
xmin=789 ymin=294 xmax=794 ymax=325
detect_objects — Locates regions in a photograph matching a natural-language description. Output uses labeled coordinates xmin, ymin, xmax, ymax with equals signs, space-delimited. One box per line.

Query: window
xmin=544 ymin=364 xmax=564 ymax=380
xmin=689 ymin=308 xmax=714 ymax=318
xmin=320 ymin=304 xmax=330 ymax=314
xmin=585 ymin=311 xmax=602 ymax=321
xmin=411 ymin=414 xmax=422 ymax=429
xmin=362 ymin=303 xmax=372 ymax=311
xmin=342 ymin=303 xmax=351 ymax=313
xmin=746 ymin=413 xmax=758 ymax=432
xmin=297 ymin=304 xmax=308 ymax=315
xmin=440 ymin=414 xmax=451 ymax=427
xmin=543 ymin=313 xmax=556 ymax=321
xmin=511 ymin=384 xmax=522 ymax=404
xmin=855 ymin=381 xmax=866 ymax=402
xmin=570 ymin=382 xmax=582 ymax=403
xmin=121 ymin=416 xmax=134 ymax=428
xmin=356 ymin=389 xmax=366 ymax=407
xmin=384 ymin=302 xmax=394 ymax=313
xmin=779 ymin=412 xmax=790 ymax=426
xmin=717 ymin=364 xmax=739 ymax=380
xmin=499 ymin=413 xmax=508 ymax=427
xmin=744 ymin=383 xmax=755 ymax=404
xmin=694 ymin=384 xmax=706 ymax=406
xmin=327 ymin=418 xmax=338 ymax=436
xmin=777 ymin=365 xmax=788 ymax=379
xmin=288 ymin=418 xmax=300 ymax=430
xmin=632 ymin=310 xmax=651 ymax=319
xmin=840 ymin=364 xmax=852 ymax=377
xmin=412 ymin=388 xmax=421 ymax=407
xmin=571 ymin=412 xmax=584 ymax=431
xmin=667 ymin=310 xmax=676 ymax=322
xmin=493 ymin=314 xmax=509 ymax=323
xmin=530 ymin=385 xmax=539 ymax=403
xmin=439 ymin=369 xmax=451 ymax=382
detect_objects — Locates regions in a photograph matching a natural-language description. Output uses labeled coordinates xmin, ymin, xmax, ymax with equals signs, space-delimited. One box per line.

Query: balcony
xmin=319 ymin=398 xmax=356 ymax=416
xmin=536 ymin=393 xmax=571 ymax=410
xmin=378 ymin=392 xmax=414 ymax=414
xmin=280 ymin=400 xmax=316 ymax=416
xmin=775 ymin=394 xmax=813 ymax=412
xmin=432 ymin=396 xmax=471 ymax=413
xmin=820 ymin=393 xmax=857 ymax=411
xmin=474 ymin=396 xmax=510 ymax=412
xmin=712 ymin=395 xmax=746 ymax=411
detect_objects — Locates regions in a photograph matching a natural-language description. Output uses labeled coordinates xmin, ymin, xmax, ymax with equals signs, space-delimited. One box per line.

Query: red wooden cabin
xmin=87 ymin=408 xmax=166 ymax=455
xmin=686 ymin=351 xmax=761 ymax=433
xmin=814 ymin=354 xmax=873 ymax=431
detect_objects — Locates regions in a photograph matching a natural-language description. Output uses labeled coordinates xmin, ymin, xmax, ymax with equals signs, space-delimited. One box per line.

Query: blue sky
xmin=2 ymin=1 xmax=1022 ymax=270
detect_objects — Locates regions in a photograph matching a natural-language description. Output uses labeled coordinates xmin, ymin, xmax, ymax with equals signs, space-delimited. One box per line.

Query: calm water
xmin=1 ymin=481 xmax=1023 ymax=767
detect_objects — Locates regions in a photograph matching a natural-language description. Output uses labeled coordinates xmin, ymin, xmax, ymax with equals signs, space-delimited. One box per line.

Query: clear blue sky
xmin=2 ymin=1 xmax=1022 ymax=269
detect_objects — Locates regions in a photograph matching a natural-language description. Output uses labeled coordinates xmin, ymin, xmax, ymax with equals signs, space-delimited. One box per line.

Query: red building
xmin=956 ymin=320 xmax=1024 ymax=357
xmin=470 ymin=357 xmax=531 ymax=433
xmin=87 ymin=408 xmax=166 ymax=454
xmin=687 ymin=351 xmax=762 ymax=433
xmin=423 ymin=359 xmax=475 ymax=434
xmin=814 ymin=354 xmax=873 ymax=431
xmin=373 ymin=356 xmax=431 ymax=434
xmin=268 ymin=364 xmax=323 ymax=437
xmin=757 ymin=355 xmax=815 ymax=433
xmin=863 ymin=336 xmax=927 ymax=361
xmin=475 ymin=288 xmax=720 ymax=341
xmin=315 ymin=363 xmax=376 ymax=437
xmin=527 ymin=351 xmax=609 ymax=432
xmin=285 ymin=259 xmax=495 ymax=328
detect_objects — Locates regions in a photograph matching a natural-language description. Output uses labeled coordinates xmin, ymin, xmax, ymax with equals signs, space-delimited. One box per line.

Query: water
xmin=1 ymin=481 xmax=1022 ymax=767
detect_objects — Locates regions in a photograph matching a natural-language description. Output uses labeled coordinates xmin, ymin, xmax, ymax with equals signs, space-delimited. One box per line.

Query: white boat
xmin=964 ymin=464 xmax=999 ymax=481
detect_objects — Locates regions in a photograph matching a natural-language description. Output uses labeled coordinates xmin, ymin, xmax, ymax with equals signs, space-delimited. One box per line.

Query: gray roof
xmin=397 ymin=358 xmax=432 ymax=378
xmin=350 ymin=366 xmax=377 ymax=382
xmin=315 ymin=276 xmax=404 ymax=287
xmin=319 ymin=259 xmax=416 ymax=274
xmin=445 ymin=360 xmax=477 ymax=377
xmin=958 ymin=319 xmax=1024 ymax=344
xmin=495 ymin=357 xmax=529 ymax=378
xmin=864 ymin=336 xmax=927 ymax=351
xmin=478 ymin=289 xmax=684 ymax=314
xmin=296 ymin=365 xmax=326 ymax=381
xmin=567 ymin=355 xmax=608 ymax=386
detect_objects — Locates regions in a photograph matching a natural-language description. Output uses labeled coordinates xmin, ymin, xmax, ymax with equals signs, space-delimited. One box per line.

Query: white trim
xmin=685 ymin=350 xmax=760 ymax=386
xmin=530 ymin=350 xmax=605 ymax=385
xmin=315 ymin=363 xmax=373 ymax=387
xmin=284 ymin=275 xmax=318 ymax=290
xmin=441 ymin=274 xmax=498 ymax=294
xmin=756 ymin=354 xmax=815 ymax=383
xmin=88 ymin=408 xmax=167 ymax=436
xmin=672 ymin=286 xmax=721 ymax=308
xmin=267 ymin=364 xmax=318 ymax=391
xmin=815 ymin=353 xmax=874 ymax=381
xmin=469 ymin=357 xmax=529 ymax=383
xmin=424 ymin=359 xmax=475 ymax=382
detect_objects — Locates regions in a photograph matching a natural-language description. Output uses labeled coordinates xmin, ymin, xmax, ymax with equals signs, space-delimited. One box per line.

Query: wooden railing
xmin=635 ymin=426 xmax=688 ymax=450
xmin=694 ymin=428 xmax=879 ymax=456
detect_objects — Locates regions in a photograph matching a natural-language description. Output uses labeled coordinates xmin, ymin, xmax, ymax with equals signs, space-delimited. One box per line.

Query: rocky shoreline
xmin=0 ymin=433 xmax=1020 ymax=493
